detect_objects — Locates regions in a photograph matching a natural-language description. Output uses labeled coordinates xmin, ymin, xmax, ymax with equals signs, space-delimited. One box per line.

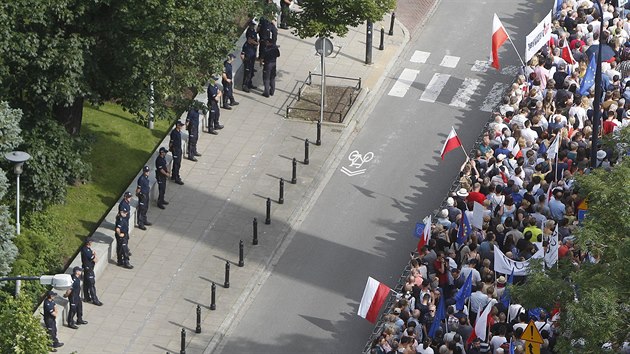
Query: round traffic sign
xmin=315 ymin=37 xmax=334 ymax=57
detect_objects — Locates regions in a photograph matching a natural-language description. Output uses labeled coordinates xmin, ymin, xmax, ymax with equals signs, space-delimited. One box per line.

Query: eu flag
xmin=579 ymin=53 xmax=596 ymax=96
xmin=454 ymin=272 xmax=472 ymax=311
xmin=428 ymin=293 xmax=446 ymax=338
xmin=500 ymin=271 xmax=514 ymax=308
xmin=456 ymin=212 xmax=472 ymax=245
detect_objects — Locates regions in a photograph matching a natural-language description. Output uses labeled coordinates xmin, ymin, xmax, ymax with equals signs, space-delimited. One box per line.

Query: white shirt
xmin=417 ymin=346 xmax=434 ymax=354
xmin=520 ymin=128 xmax=539 ymax=145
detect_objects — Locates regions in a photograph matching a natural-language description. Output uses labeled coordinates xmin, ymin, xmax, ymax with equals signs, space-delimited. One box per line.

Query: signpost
xmin=521 ymin=320 xmax=543 ymax=354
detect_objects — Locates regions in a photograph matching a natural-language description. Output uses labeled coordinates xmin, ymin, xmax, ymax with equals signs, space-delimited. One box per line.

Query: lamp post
xmin=590 ymin=1 xmax=603 ymax=169
xmin=5 ymin=151 xmax=31 ymax=235
xmin=0 ymin=274 xmax=73 ymax=297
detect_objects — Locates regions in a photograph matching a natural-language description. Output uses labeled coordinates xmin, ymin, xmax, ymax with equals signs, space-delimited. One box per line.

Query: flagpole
xmin=506 ymin=35 xmax=526 ymax=67
xmin=461 ymin=145 xmax=470 ymax=160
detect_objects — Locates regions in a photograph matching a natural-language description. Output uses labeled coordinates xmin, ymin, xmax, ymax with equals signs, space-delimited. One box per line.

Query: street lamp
xmin=0 ymin=274 xmax=73 ymax=297
xmin=4 ymin=151 xmax=31 ymax=234
xmin=590 ymin=1 xmax=604 ymax=169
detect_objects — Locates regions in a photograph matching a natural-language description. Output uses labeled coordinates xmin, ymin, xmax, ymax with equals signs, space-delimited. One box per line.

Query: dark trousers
xmin=116 ymin=235 xmax=130 ymax=265
xmin=187 ymin=131 xmax=198 ymax=157
xmin=67 ymin=298 xmax=83 ymax=325
xmin=137 ymin=194 xmax=148 ymax=227
xmin=208 ymin=103 xmax=220 ymax=130
xmin=242 ymin=57 xmax=255 ymax=89
xmin=280 ymin=2 xmax=290 ymax=27
xmin=263 ymin=61 xmax=277 ymax=96
xmin=82 ymin=268 xmax=100 ymax=303
xmin=157 ymin=178 xmax=166 ymax=205
xmin=171 ymin=150 xmax=182 ymax=180
xmin=222 ymin=81 xmax=235 ymax=107
xmin=44 ymin=317 xmax=60 ymax=345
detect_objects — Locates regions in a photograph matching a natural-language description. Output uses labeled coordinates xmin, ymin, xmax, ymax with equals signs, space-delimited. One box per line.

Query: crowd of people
xmin=369 ymin=1 xmax=630 ymax=353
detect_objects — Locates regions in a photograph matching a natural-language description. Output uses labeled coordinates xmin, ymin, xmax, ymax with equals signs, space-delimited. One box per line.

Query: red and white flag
xmin=511 ymin=144 xmax=522 ymax=159
xmin=358 ymin=277 xmax=391 ymax=323
xmin=561 ymin=43 xmax=576 ymax=65
xmin=440 ymin=127 xmax=463 ymax=160
xmin=417 ymin=215 xmax=432 ymax=254
xmin=491 ymin=13 xmax=509 ymax=70
xmin=467 ymin=299 xmax=497 ymax=344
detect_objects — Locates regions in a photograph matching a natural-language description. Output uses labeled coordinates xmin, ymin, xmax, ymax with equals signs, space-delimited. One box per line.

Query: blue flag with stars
xmin=454 ymin=272 xmax=472 ymax=311
xmin=500 ymin=270 xmax=514 ymax=309
xmin=579 ymin=53 xmax=596 ymax=96
xmin=428 ymin=293 xmax=446 ymax=339
xmin=456 ymin=212 xmax=472 ymax=245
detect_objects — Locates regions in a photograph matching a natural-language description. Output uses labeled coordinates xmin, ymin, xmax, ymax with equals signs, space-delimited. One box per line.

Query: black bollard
xmin=291 ymin=158 xmax=297 ymax=184
xmin=195 ymin=305 xmax=201 ymax=333
xmin=180 ymin=328 xmax=186 ymax=354
xmin=252 ymin=218 xmax=258 ymax=245
xmin=238 ymin=240 xmax=244 ymax=267
xmin=304 ymin=139 xmax=310 ymax=165
xmin=210 ymin=282 xmax=216 ymax=310
xmin=388 ymin=12 xmax=395 ymax=36
xmin=224 ymin=261 xmax=230 ymax=288
xmin=379 ymin=27 xmax=385 ymax=50
xmin=365 ymin=21 xmax=373 ymax=64
xmin=316 ymin=121 xmax=322 ymax=146
xmin=279 ymin=178 xmax=284 ymax=204
xmin=265 ymin=198 xmax=271 ymax=225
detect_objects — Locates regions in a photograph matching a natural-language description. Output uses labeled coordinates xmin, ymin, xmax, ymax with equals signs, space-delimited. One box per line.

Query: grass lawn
xmin=45 ymin=103 xmax=171 ymax=262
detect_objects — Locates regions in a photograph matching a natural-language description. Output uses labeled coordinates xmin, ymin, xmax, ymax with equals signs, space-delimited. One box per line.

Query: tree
xmin=0 ymin=295 xmax=51 ymax=354
xmin=0 ymin=102 xmax=22 ymax=276
xmin=291 ymin=0 xmax=395 ymax=39
xmin=512 ymin=137 xmax=630 ymax=352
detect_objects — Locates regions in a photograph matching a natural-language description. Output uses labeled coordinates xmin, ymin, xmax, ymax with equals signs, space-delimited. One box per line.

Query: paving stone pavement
xmin=54 ymin=15 xmax=408 ymax=354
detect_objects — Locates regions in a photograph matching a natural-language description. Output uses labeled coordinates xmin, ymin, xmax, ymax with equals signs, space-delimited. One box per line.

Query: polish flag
xmin=357 ymin=277 xmax=391 ymax=323
xmin=440 ymin=127 xmax=463 ymax=160
xmin=491 ymin=14 xmax=509 ymax=70
xmin=467 ymin=299 xmax=497 ymax=344
xmin=561 ymin=43 xmax=576 ymax=65
xmin=511 ymin=144 xmax=522 ymax=159
xmin=417 ymin=215 xmax=432 ymax=254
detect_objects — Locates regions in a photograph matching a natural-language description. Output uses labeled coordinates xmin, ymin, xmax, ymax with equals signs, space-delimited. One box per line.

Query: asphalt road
xmin=218 ymin=1 xmax=547 ymax=352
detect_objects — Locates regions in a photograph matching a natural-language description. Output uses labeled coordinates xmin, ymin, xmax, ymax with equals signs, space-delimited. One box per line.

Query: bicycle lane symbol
xmin=340 ymin=150 xmax=374 ymax=176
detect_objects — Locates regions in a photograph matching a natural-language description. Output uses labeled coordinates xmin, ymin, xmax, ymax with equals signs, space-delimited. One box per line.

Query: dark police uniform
xmin=115 ymin=212 xmax=132 ymax=268
xmin=186 ymin=108 xmax=201 ymax=159
xmin=67 ymin=269 xmax=86 ymax=328
xmin=155 ymin=149 xmax=169 ymax=207
xmin=222 ymin=57 xmax=239 ymax=109
xmin=258 ymin=18 xmax=277 ymax=59
xmin=80 ymin=242 xmax=102 ymax=305
xmin=280 ymin=0 xmax=291 ymax=29
xmin=207 ymin=83 xmax=222 ymax=133
xmin=169 ymin=124 xmax=183 ymax=183
xmin=241 ymin=41 xmax=258 ymax=92
xmin=136 ymin=167 xmax=151 ymax=227
xmin=262 ymin=43 xmax=281 ymax=97
xmin=43 ymin=292 xmax=63 ymax=349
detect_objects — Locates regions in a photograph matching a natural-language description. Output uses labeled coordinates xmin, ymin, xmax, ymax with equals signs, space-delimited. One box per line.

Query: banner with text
xmin=494 ymin=245 xmax=544 ymax=276
xmin=525 ymin=11 xmax=552 ymax=62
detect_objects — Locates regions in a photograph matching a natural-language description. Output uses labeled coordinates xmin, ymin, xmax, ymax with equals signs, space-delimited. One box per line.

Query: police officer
xmin=155 ymin=147 xmax=171 ymax=208
xmin=262 ymin=41 xmax=281 ymax=98
xmin=80 ymin=239 xmax=103 ymax=306
xmin=280 ymin=0 xmax=292 ymax=29
xmin=186 ymin=105 xmax=203 ymax=161
xmin=169 ymin=122 xmax=185 ymax=185
xmin=207 ymin=78 xmax=224 ymax=134
xmin=258 ymin=17 xmax=277 ymax=60
xmin=43 ymin=290 xmax=63 ymax=350
xmin=222 ymin=54 xmax=240 ymax=110
xmin=135 ymin=166 xmax=152 ymax=228
xmin=65 ymin=266 xmax=88 ymax=328
xmin=241 ymin=27 xmax=258 ymax=93
xmin=115 ymin=209 xmax=133 ymax=269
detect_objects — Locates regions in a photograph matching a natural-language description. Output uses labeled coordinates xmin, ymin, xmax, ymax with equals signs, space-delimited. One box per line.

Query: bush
xmin=0 ymin=295 xmax=50 ymax=354
xmin=19 ymin=119 xmax=93 ymax=211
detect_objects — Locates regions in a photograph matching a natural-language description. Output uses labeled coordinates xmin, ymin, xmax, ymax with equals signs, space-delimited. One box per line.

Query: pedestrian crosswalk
xmin=388 ymin=50 xmax=518 ymax=112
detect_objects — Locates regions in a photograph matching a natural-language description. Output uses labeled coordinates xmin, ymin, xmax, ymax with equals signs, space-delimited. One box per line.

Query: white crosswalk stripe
xmin=450 ymin=78 xmax=481 ymax=108
xmin=440 ymin=55 xmax=460 ymax=68
xmin=471 ymin=60 xmax=490 ymax=72
xmin=500 ymin=65 xmax=521 ymax=77
xmin=388 ymin=68 xmax=420 ymax=97
xmin=410 ymin=50 xmax=430 ymax=63
xmin=480 ymin=82 xmax=509 ymax=112
xmin=420 ymin=73 xmax=450 ymax=103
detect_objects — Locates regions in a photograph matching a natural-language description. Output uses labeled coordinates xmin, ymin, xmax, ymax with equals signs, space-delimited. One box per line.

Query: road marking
xmin=471 ymin=60 xmax=490 ymax=72
xmin=410 ymin=50 xmax=430 ymax=63
xmin=388 ymin=68 xmax=420 ymax=97
xmin=480 ymin=82 xmax=508 ymax=112
xmin=501 ymin=65 xmax=521 ymax=77
xmin=450 ymin=78 xmax=481 ymax=108
xmin=420 ymin=73 xmax=450 ymax=103
xmin=340 ymin=150 xmax=374 ymax=176
xmin=440 ymin=55 xmax=460 ymax=68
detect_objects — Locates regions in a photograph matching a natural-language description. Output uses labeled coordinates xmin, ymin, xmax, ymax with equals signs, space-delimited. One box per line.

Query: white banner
xmin=525 ymin=11 xmax=552 ymax=62
xmin=494 ymin=245 xmax=544 ymax=276
xmin=471 ymin=202 xmax=485 ymax=230
xmin=534 ymin=225 xmax=559 ymax=268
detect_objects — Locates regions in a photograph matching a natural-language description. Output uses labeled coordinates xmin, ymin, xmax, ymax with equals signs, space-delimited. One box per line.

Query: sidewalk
xmin=54 ymin=16 xmax=407 ymax=354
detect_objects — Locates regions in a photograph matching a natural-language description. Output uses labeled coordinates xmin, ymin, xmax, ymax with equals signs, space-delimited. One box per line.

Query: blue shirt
xmin=549 ymin=198 xmax=566 ymax=220
xmin=186 ymin=109 xmax=199 ymax=130
xmin=207 ymin=83 xmax=219 ymax=104
xmin=155 ymin=155 xmax=168 ymax=178
xmin=44 ymin=298 xmax=56 ymax=319
xmin=81 ymin=245 xmax=95 ymax=269
xmin=70 ymin=275 xmax=81 ymax=302
xmin=223 ymin=61 xmax=233 ymax=80
xmin=137 ymin=174 xmax=150 ymax=195
xmin=115 ymin=214 xmax=129 ymax=235
xmin=170 ymin=129 xmax=182 ymax=152
xmin=241 ymin=42 xmax=257 ymax=59
xmin=119 ymin=198 xmax=131 ymax=213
